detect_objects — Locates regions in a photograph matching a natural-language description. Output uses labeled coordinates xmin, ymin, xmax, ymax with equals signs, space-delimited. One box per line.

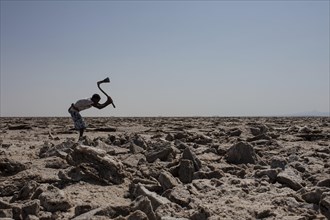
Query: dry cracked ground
xmin=0 ymin=117 xmax=329 ymax=220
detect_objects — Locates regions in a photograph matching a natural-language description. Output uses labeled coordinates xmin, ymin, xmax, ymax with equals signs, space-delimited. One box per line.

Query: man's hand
xmin=106 ymin=96 xmax=113 ymax=105
xmin=107 ymin=96 xmax=116 ymax=108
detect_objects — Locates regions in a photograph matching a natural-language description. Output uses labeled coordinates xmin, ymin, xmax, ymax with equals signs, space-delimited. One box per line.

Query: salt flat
xmin=0 ymin=117 xmax=329 ymax=219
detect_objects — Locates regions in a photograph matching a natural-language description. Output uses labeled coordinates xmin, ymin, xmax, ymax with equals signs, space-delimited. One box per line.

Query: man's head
xmin=91 ymin=94 xmax=101 ymax=103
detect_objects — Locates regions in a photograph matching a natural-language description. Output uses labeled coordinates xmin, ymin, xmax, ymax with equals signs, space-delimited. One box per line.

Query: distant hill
xmin=286 ymin=111 xmax=330 ymax=117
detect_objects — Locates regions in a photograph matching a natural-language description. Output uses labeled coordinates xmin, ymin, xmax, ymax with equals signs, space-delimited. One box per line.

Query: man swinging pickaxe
xmin=68 ymin=77 xmax=115 ymax=140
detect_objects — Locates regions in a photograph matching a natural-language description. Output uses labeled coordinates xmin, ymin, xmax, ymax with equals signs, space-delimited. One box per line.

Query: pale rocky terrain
xmin=0 ymin=117 xmax=329 ymax=220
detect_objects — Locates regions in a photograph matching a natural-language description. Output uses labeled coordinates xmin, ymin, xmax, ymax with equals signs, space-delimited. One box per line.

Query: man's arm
xmin=92 ymin=96 xmax=113 ymax=109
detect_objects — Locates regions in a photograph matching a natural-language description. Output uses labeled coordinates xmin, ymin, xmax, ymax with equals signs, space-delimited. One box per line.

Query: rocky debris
xmin=320 ymin=192 xmax=330 ymax=219
xmin=164 ymin=185 xmax=191 ymax=207
xmin=227 ymin=128 xmax=242 ymax=137
xmin=270 ymin=156 xmax=287 ymax=170
xmin=276 ymin=168 xmax=304 ymax=191
xmin=1 ymin=182 xmax=71 ymax=219
xmin=95 ymin=139 xmax=130 ymax=155
xmin=165 ymin=134 xmax=174 ymax=141
xmin=0 ymin=200 xmax=12 ymax=209
xmin=123 ymin=154 xmax=146 ymax=167
xmin=254 ymin=208 xmax=275 ymax=219
xmin=0 ymin=158 xmax=27 ymax=176
xmin=58 ymin=166 xmax=93 ymax=183
xmin=317 ymin=178 xmax=330 ymax=187
xmin=39 ymin=140 xmax=76 ymax=158
xmin=131 ymin=196 xmax=156 ymax=220
xmin=92 ymin=127 xmax=116 ymax=132
xmin=73 ymin=205 xmax=131 ymax=220
xmin=130 ymin=142 xmax=145 ymax=154
xmin=66 ymin=144 xmax=125 ymax=184
xmin=301 ymin=187 xmax=330 ymax=204
xmin=11 ymin=180 xmax=39 ymax=202
xmin=38 ymin=185 xmax=71 ymax=212
xmin=178 ymin=159 xmax=194 ymax=183
xmin=190 ymin=134 xmax=213 ymax=145
xmin=154 ymin=202 xmax=188 ymax=220
xmin=158 ymin=171 xmax=179 ymax=191
xmin=247 ymin=133 xmax=272 ymax=142
xmin=0 ymin=208 xmax=13 ymax=218
xmin=250 ymin=124 xmax=269 ymax=135
xmin=72 ymin=207 xmax=103 ymax=220
xmin=74 ymin=203 xmax=97 ymax=216
xmin=297 ymin=133 xmax=329 ymax=141
xmin=132 ymin=184 xmax=171 ymax=210
xmin=225 ymin=142 xmax=257 ymax=164
xmin=255 ymin=168 xmax=281 ymax=182
xmin=182 ymin=147 xmax=202 ymax=171
xmin=1 ymin=117 xmax=330 ymax=219
xmin=250 ymin=127 xmax=262 ymax=136
xmin=0 ymin=173 xmax=40 ymax=197
xmin=8 ymin=124 xmax=32 ymax=130
xmin=22 ymin=200 xmax=40 ymax=219
xmin=145 ymin=140 xmax=174 ymax=163
xmin=146 ymin=147 xmax=173 ymax=163
xmin=190 ymin=206 xmax=212 ymax=220
xmin=45 ymin=157 xmax=70 ymax=169
xmin=132 ymin=134 xmax=148 ymax=149
xmin=93 ymin=205 xmax=130 ymax=218
xmin=193 ymin=170 xmax=224 ymax=180
xmin=299 ymin=126 xmax=313 ymax=133
xmin=173 ymin=132 xmax=189 ymax=140
xmin=126 ymin=210 xmax=149 ymax=220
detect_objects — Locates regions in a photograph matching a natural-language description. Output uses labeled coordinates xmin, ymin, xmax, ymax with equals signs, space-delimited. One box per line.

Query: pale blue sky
xmin=1 ymin=1 xmax=329 ymax=117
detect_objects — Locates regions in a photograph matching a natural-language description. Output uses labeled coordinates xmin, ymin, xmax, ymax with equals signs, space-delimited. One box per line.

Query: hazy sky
xmin=1 ymin=1 xmax=329 ymax=117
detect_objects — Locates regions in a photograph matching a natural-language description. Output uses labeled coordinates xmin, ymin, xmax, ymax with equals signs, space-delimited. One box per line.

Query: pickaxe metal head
xmin=99 ymin=77 xmax=110 ymax=83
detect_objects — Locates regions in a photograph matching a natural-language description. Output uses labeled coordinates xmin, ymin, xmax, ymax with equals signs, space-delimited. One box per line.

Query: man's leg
xmin=69 ymin=110 xmax=86 ymax=141
xmin=79 ymin=128 xmax=84 ymax=140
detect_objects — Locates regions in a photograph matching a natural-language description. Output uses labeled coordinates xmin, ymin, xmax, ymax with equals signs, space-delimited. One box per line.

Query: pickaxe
xmin=97 ymin=77 xmax=116 ymax=108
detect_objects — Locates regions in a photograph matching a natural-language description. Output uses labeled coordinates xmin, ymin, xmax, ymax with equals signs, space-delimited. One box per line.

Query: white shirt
xmin=73 ymin=98 xmax=94 ymax=111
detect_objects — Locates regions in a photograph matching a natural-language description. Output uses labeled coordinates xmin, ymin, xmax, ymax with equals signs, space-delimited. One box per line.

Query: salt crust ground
xmin=0 ymin=117 xmax=329 ymax=219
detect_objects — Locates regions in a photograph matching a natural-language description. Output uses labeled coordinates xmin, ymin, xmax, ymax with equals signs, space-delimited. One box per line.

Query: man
xmin=68 ymin=94 xmax=113 ymax=140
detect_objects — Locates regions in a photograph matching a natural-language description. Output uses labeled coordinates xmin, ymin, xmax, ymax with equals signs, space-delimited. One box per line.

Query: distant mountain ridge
xmin=286 ymin=111 xmax=330 ymax=117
